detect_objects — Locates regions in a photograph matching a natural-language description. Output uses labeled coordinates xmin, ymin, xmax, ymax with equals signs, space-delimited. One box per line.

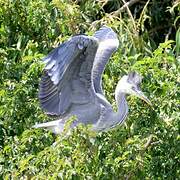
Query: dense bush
xmin=0 ymin=0 xmax=179 ymax=179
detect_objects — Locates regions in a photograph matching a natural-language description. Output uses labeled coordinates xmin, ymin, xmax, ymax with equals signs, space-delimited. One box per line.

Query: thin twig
xmin=144 ymin=134 xmax=153 ymax=150
xmin=125 ymin=134 xmax=154 ymax=179
xmin=165 ymin=27 xmax=172 ymax=41
xmin=138 ymin=0 xmax=150 ymax=29
xmin=122 ymin=0 xmax=137 ymax=30
xmin=113 ymin=0 xmax=140 ymax=16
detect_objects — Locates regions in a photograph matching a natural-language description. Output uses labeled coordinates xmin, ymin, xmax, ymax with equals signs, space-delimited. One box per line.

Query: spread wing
xmin=92 ymin=26 xmax=119 ymax=94
xmin=39 ymin=35 xmax=99 ymax=115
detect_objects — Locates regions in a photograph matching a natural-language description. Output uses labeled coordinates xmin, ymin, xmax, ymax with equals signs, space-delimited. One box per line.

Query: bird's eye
xmin=132 ymin=86 xmax=137 ymax=92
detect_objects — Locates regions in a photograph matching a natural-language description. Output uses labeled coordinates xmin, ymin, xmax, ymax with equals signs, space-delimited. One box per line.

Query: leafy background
xmin=0 ymin=0 xmax=179 ymax=179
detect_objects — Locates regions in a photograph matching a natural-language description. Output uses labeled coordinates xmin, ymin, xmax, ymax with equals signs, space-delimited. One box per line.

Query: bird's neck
xmin=92 ymin=91 xmax=128 ymax=132
xmin=114 ymin=92 xmax=129 ymax=125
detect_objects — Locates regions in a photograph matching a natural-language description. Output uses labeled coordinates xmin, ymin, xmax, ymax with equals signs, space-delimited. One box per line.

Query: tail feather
xmin=33 ymin=120 xmax=64 ymax=134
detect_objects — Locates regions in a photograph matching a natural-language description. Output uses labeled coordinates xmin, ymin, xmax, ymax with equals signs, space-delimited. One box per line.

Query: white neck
xmin=92 ymin=89 xmax=129 ymax=131
xmin=114 ymin=91 xmax=128 ymax=125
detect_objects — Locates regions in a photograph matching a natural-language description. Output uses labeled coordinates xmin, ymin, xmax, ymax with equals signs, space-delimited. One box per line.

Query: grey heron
xmin=33 ymin=26 xmax=151 ymax=134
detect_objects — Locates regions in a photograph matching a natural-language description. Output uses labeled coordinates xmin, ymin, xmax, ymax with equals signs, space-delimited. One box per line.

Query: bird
xmin=33 ymin=26 xmax=151 ymax=134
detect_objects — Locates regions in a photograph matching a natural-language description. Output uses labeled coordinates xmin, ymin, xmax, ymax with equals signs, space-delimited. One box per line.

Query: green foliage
xmin=0 ymin=0 xmax=179 ymax=179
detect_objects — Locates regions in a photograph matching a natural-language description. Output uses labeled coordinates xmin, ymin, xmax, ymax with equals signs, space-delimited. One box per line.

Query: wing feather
xmin=39 ymin=35 xmax=99 ymax=115
xmin=92 ymin=26 xmax=119 ymax=94
xmin=39 ymin=26 xmax=118 ymax=117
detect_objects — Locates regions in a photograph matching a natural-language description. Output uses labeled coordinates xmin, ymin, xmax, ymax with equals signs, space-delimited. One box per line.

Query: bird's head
xmin=115 ymin=72 xmax=152 ymax=105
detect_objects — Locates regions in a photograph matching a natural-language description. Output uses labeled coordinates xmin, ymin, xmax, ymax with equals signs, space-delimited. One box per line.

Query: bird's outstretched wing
xmin=39 ymin=35 xmax=99 ymax=115
xmin=92 ymin=26 xmax=119 ymax=94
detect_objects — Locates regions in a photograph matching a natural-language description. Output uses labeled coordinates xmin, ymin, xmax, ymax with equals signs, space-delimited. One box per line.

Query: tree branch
xmin=144 ymin=134 xmax=153 ymax=150
xmin=113 ymin=0 xmax=141 ymax=16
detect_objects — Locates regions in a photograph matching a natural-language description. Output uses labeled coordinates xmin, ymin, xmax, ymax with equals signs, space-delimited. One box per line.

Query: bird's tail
xmin=33 ymin=120 xmax=65 ymax=134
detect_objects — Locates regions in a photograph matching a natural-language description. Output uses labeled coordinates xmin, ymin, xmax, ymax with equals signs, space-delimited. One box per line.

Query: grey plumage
xmin=34 ymin=26 xmax=151 ymax=133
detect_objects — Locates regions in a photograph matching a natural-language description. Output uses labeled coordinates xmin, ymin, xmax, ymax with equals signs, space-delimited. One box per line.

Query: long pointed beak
xmin=134 ymin=90 xmax=152 ymax=106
